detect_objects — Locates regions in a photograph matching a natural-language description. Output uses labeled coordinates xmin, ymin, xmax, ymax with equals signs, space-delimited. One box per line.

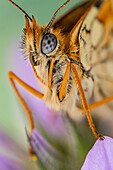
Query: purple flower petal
xmin=27 ymin=128 xmax=80 ymax=170
xmin=81 ymin=136 xmax=113 ymax=170
xmin=0 ymin=129 xmax=38 ymax=170
xmin=0 ymin=129 xmax=27 ymax=158
xmin=0 ymin=154 xmax=28 ymax=170
xmin=27 ymin=129 xmax=66 ymax=169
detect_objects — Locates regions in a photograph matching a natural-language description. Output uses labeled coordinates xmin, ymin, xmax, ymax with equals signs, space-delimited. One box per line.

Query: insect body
xmin=8 ymin=0 xmax=113 ymax=139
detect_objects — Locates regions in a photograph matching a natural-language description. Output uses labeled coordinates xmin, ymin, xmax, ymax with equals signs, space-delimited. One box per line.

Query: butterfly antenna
xmin=8 ymin=0 xmax=32 ymax=22
xmin=45 ymin=0 xmax=71 ymax=33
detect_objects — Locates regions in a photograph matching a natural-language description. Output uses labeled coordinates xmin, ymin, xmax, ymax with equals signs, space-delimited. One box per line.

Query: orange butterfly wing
xmin=53 ymin=0 xmax=98 ymax=34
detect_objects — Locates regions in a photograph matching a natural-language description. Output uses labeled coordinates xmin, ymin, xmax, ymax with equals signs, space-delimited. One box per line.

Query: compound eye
xmin=41 ymin=33 xmax=57 ymax=54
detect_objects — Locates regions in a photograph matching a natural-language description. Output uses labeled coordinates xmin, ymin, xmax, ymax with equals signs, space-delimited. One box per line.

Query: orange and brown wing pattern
xmin=53 ymin=0 xmax=98 ymax=34
xmin=79 ymin=0 xmax=113 ymax=66
xmin=79 ymin=0 xmax=113 ymax=116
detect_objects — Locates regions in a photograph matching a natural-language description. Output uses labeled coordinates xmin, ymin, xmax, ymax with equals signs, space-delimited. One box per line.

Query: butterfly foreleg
xmin=59 ymin=62 xmax=71 ymax=101
xmin=48 ymin=57 xmax=55 ymax=88
xmin=71 ymin=63 xmax=104 ymax=140
xmin=8 ymin=71 xmax=44 ymax=133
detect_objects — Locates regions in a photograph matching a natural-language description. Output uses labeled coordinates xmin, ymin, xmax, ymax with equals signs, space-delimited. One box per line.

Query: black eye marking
xmin=48 ymin=40 xmax=50 ymax=44
xmin=41 ymin=33 xmax=57 ymax=54
xmin=52 ymin=38 xmax=54 ymax=42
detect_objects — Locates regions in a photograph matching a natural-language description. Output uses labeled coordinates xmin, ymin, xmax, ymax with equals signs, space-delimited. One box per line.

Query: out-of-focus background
xmin=0 ymin=0 xmax=84 ymax=143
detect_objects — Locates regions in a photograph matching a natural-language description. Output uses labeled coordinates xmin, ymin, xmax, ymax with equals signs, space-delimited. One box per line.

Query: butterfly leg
xmin=87 ymin=95 xmax=113 ymax=111
xmin=59 ymin=62 xmax=71 ymax=101
xmin=71 ymin=63 xmax=104 ymax=139
xmin=48 ymin=57 xmax=55 ymax=88
xmin=8 ymin=71 xmax=44 ymax=133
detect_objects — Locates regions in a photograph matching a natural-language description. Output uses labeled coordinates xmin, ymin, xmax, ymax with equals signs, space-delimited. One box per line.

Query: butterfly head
xmin=24 ymin=15 xmax=67 ymax=66
xmin=8 ymin=0 xmax=71 ymax=66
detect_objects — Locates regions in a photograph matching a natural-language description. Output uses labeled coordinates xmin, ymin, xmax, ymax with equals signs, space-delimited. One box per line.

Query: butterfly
xmin=8 ymin=0 xmax=113 ymax=140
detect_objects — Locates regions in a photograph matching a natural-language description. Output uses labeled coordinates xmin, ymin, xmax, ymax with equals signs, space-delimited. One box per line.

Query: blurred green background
xmin=0 ymin=0 xmax=83 ymax=142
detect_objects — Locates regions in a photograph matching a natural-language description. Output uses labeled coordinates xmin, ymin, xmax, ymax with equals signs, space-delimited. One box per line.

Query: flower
xmin=81 ymin=136 xmax=113 ymax=170
xmin=0 ymin=154 xmax=27 ymax=170
xmin=0 ymin=129 xmax=38 ymax=170
xmin=0 ymin=108 xmax=85 ymax=170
